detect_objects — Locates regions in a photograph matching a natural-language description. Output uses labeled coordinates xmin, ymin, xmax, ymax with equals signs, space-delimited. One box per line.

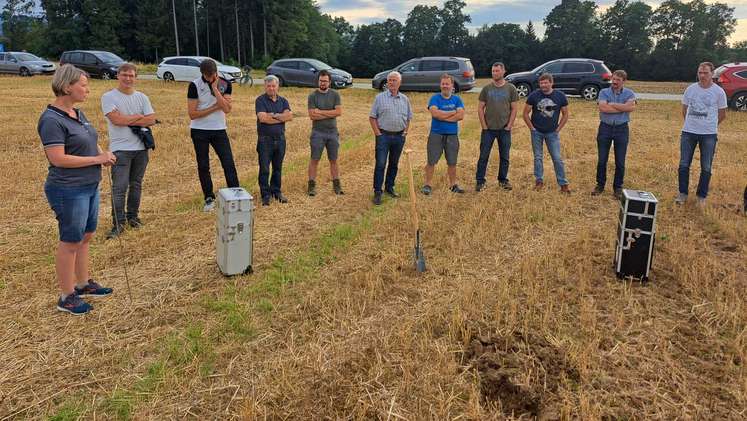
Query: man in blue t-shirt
xmin=592 ymin=69 xmax=637 ymax=199
xmin=522 ymin=73 xmax=571 ymax=193
xmin=422 ymin=74 xmax=465 ymax=195
xmin=255 ymin=75 xmax=293 ymax=206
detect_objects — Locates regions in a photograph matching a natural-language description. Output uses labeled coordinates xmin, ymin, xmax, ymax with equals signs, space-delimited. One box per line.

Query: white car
xmin=156 ymin=56 xmax=242 ymax=82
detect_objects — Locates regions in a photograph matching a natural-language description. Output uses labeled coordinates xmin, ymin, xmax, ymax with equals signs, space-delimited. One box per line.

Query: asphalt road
xmin=140 ymin=75 xmax=683 ymax=101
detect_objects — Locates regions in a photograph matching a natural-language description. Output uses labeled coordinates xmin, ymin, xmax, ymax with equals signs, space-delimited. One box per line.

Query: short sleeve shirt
xmin=526 ymin=89 xmax=568 ymax=134
xmin=308 ymin=89 xmax=341 ymax=133
xmin=255 ymin=93 xmax=291 ymax=137
xmin=681 ymin=83 xmax=727 ymax=135
xmin=428 ymin=93 xmax=464 ymax=135
xmin=38 ymin=105 xmax=101 ymax=186
xmin=598 ymin=87 xmax=636 ymax=126
xmin=478 ymin=82 xmax=519 ymax=130
xmin=369 ymin=91 xmax=413 ymax=132
xmin=101 ymin=89 xmax=155 ymax=151
xmin=187 ymin=76 xmax=232 ymax=130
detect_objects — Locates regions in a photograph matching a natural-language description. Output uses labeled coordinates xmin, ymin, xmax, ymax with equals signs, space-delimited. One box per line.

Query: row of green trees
xmin=2 ymin=0 xmax=746 ymax=81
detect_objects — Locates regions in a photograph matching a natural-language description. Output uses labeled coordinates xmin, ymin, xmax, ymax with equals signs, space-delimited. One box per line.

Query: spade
xmin=404 ymin=150 xmax=426 ymax=272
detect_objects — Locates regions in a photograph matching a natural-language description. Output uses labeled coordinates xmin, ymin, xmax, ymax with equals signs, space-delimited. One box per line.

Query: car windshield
xmin=95 ymin=52 xmax=124 ymax=63
xmin=306 ymin=59 xmax=332 ymax=71
xmin=15 ymin=53 xmax=43 ymax=62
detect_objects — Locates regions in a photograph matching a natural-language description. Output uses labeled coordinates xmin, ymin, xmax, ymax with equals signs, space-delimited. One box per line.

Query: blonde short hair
xmin=52 ymin=64 xmax=88 ymax=97
xmin=118 ymin=62 xmax=138 ymax=75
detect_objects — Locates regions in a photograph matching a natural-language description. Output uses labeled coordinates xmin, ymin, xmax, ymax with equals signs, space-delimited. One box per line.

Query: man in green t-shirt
xmin=307 ymin=70 xmax=343 ymax=196
xmin=475 ymin=62 xmax=520 ymax=192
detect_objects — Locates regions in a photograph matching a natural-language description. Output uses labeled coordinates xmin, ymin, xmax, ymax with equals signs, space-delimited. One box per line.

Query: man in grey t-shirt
xmin=101 ymin=63 xmax=157 ymax=238
xmin=307 ymin=70 xmax=344 ymax=196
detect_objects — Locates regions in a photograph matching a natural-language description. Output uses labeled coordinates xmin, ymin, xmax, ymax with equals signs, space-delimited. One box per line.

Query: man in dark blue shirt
xmin=255 ymin=75 xmax=293 ymax=206
xmin=523 ymin=73 xmax=571 ymax=194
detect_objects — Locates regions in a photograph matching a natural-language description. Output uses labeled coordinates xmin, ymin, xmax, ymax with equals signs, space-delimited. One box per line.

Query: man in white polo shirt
xmin=101 ymin=62 xmax=157 ymax=239
xmin=187 ymin=59 xmax=238 ymax=212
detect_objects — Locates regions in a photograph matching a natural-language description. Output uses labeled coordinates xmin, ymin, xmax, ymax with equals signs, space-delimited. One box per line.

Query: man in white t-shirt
xmin=101 ymin=63 xmax=157 ymax=239
xmin=676 ymin=62 xmax=727 ymax=206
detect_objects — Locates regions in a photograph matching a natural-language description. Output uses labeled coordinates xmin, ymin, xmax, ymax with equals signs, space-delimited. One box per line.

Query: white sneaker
xmin=203 ymin=197 xmax=215 ymax=212
xmin=675 ymin=193 xmax=687 ymax=205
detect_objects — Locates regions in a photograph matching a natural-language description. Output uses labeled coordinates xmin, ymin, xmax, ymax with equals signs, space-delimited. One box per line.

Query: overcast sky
xmin=318 ymin=0 xmax=747 ymax=43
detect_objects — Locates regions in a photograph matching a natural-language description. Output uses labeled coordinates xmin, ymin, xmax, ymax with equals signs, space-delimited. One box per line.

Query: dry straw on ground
xmin=0 ymin=75 xmax=745 ymax=420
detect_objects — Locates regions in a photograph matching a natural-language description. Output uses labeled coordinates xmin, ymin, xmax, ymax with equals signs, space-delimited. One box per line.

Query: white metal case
xmin=614 ymin=189 xmax=658 ymax=281
xmin=216 ymin=187 xmax=254 ymax=276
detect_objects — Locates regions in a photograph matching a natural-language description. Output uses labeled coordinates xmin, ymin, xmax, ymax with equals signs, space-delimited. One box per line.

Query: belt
xmin=601 ymin=121 xmax=628 ymax=127
xmin=380 ymin=129 xmax=404 ymax=136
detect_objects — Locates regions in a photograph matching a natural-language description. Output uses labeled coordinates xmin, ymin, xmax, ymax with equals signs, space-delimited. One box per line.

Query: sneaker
xmin=476 ymin=183 xmax=485 ymax=192
xmin=274 ymin=192 xmax=289 ymax=203
xmin=75 ymin=279 xmax=113 ymax=297
xmin=421 ymin=185 xmax=432 ymax=195
xmin=385 ymin=188 xmax=400 ymax=198
xmin=203 ymin=197 xmax=215 ymax=212
xmin=261 ymin=196 xmax=271 ymax=206
xmin=613 ymin=188 xmax=623 ymax=200
xmin=591 ymin=185 xmax=604 ymax=196
xmin=499 ymin=180 xmax=513 ymax=191
xmin=373 ymin=192 xmax=383 ymax=205
xmin=534 ymin=180 xmax=544 ymax=191
xmin=307 ymin=180 xmax=317 ymax=196
xmin=675 ymin=193 xmax=687 ymax=205
xmin=127 ymin=217 xmax=144 ymax=229
xmin=560 ymin=184 xmax=572 ymax=195
xmin=450 ymin=184 xmax=465 ymax=194
xmin=57 ymin=293 xmax=92 ymax=315
xmin=332 ymin=179 xmax=345 ymax=195
xmin=106 ymin=224 xmax=125 ymax=240
xmin=696 ymin=196 xmax=706 ymax=208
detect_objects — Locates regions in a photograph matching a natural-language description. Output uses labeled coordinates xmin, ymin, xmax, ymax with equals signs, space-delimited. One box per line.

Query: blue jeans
xmin=475 ymin=129 xmax=511 ymax=184
xmin=257 ymin=135 xmax=287 ymax=199
xmin=373 ymin=134 xmax=405 ymax=193
xmin=596 ymin=122 xmax=629 ymax=190
xmin=44 ymin=182 xmax=100 ymax=243
xmin=678 ymin=131 xmax=717 ymax=198
xmin=531 ymin=130 xmax=568 ymax=186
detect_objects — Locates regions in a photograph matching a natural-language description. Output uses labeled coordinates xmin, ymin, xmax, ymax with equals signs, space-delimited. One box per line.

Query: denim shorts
xmin=44 ymin=182 xmax=100 ymax=243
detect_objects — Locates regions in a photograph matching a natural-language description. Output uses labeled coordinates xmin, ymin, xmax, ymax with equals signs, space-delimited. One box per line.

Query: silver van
xmin=372 ymin=57 xmax=476 ymax=92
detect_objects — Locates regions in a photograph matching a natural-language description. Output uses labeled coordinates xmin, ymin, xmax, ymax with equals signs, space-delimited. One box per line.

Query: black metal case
xmin=614 ymin=189 xmax=658 ymax=281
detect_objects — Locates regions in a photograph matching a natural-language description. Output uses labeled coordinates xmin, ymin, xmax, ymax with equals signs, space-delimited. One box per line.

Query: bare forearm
xmin=369 ymin=117 xmax=381 ymax=136
xmin=131 ymin=114 xmax=158 ymax=126
xmin=189 ymin=105 xmax=219 ymax=120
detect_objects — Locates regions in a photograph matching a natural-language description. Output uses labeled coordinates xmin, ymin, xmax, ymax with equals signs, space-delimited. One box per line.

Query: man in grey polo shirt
xmin=592 ymin=69 xmax=636 ymax=199
xmin=307 ymin=69 xmax=344 ymax=196
xmin=101 ymin=62 xmax=157 ymax=238
xmin=369 ymin=71 xmax=413 ymax=205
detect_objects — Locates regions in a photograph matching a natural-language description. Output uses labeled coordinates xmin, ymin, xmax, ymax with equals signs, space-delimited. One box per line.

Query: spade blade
xmin=414 ymin=230 xmax=426 ymax=272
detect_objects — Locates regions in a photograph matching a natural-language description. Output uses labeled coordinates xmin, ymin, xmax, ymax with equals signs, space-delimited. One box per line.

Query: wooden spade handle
xmin=404 ymin=149 xmax=419 ymax=231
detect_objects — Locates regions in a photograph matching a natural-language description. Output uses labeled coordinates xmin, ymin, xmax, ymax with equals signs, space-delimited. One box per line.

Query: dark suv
xmin=59 ymin=50 xmax=125 ymax=79
xmin=266 ymin=58 xmax=353 ymax=88
xmin=505 ymin=58 xmax=611 ymax=100
xmin=372 ymin=57 xmax=476 ymax=92
xmin=713 ymin=62 xmax=747 ymax=111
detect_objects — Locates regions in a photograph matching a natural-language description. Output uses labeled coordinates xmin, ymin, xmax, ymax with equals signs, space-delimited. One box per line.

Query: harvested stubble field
xmin=0 ymin=75 xmax=746 ymax=420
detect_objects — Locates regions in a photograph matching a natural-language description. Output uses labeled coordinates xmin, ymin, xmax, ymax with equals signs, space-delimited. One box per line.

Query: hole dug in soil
xmin=465 ymin=331 xmax=580 ymax=419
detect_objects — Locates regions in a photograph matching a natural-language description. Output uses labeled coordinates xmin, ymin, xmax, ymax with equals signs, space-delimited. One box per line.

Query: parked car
xmin=59 ymin=50 xmax=125 ymax=79
xmin=266 ymin=58 xmax=352 ymax=88
xmin=505 ymin=58 xmax=612 ymax=100
xmin=713 ymin=62 xmax=747 ymax=111
xmin=0 ymin=52 xmax=55 ymax=76
xmin=156 ymin=56 xmax=243 ymax=82
xmin=372 ymin=57 xmax=476 ymax=92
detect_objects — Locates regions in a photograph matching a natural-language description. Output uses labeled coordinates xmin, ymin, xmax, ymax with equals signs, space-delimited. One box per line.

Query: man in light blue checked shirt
xmin=369 ymin=71 xmax=413 ymax=205
xmin=591 ymin=69 xmax=636 ymax=199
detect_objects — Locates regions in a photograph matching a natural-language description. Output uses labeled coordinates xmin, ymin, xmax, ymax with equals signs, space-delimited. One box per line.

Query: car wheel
xmin=163 ymin=72 xmax=175 ymax=82
xmin=516 ymin=82 xmax=531 ymax=97
xmin=730 ymin=91 xmax=747 ymax=111
xmin=453 ymin=82 xmax=460 ymax=93
xmin=582 ymin=84 xmax=600 ymax=101
xmin=19 ymin=67 xmax=31 ymax=77
xmin=102 ymin=71 xmax=112 ymax=80
xmin=277 ymin=76 xmax=285 ymax=87
xmin=379 ymin=81 xmax=388 ymax=91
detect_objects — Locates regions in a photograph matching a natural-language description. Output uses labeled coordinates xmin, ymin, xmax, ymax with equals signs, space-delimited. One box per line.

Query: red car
xmin=714 ymin=62 xmax=747 ymax=111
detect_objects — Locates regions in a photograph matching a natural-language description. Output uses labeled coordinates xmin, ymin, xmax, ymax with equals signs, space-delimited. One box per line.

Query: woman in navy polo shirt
xmin=38 ymin=64 xmax=117 ymax=315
